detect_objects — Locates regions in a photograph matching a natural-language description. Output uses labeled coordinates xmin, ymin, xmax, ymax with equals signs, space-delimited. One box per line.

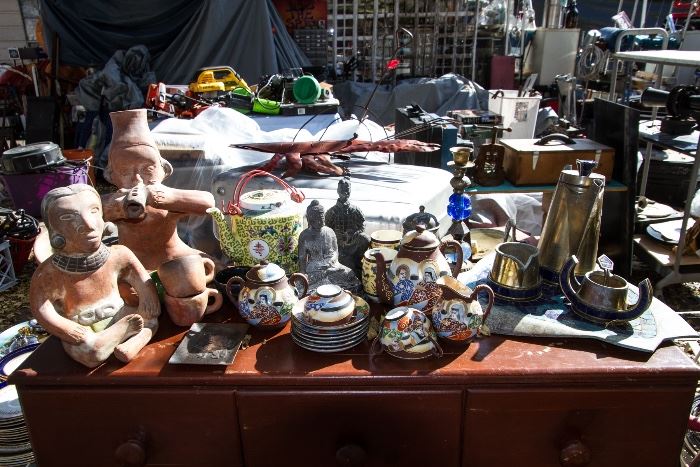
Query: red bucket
xmin=8 ymin=234 xmax=37 ymax=275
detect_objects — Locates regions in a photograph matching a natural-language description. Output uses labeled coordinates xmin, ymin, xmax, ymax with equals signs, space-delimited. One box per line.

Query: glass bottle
xmin=564 ymin=0 xmax=580 ymax=29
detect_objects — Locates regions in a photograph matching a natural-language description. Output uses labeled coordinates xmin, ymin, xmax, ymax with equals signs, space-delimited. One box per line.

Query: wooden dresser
xmin=10 ymin=308 xmax=700 ymax=467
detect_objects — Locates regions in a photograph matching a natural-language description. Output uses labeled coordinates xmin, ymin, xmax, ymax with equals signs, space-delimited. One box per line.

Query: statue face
xmin=308 ymin=210 xmax=324 ymax=230
xmin=108 ymin=148 xmax=165 ymax=188
xmin=49 ymin=190 xmax=105 ymax=254
xmin=337 ymin=184 xmax=350 ymax=202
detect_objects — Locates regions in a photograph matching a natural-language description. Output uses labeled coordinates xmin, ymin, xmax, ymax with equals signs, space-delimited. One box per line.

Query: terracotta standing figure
xmin=324 ymin=177 xmax=370 ymax=276
xmin=29 ymin=184 xmax=160 ymax=368
xmin=298 ymin=200 xmax=361 ymax=293
xmin=100 ymin=109 xmax=215 ymax=272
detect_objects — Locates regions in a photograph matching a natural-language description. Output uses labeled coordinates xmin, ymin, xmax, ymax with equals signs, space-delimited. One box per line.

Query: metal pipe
xmin=472 ymin=0 xmax=480 ymax=81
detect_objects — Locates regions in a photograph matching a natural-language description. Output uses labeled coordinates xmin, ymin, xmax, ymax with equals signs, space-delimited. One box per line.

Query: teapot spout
xmin=207 ymin=207 xmax=241 ymax=260
xmin=372 ymin=251 xmax=394 ymax=305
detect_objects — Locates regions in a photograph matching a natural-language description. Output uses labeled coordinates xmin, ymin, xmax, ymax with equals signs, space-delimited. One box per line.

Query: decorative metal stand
xmin=446 ymin=147 xmax=474 ymax=265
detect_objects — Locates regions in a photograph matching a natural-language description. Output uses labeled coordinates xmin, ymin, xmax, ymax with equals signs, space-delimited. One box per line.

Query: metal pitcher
xmin=488 ymin=219 xmax=542 ymax=302
xmin=538 ymin=160 xmax=605 ymax=283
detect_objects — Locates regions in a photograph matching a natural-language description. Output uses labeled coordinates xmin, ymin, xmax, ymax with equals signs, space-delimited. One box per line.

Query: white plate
xmin=0 ymin=323 xmax=30 ymax=358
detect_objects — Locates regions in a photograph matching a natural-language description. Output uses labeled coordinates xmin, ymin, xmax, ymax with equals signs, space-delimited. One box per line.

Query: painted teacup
xmin=371 ymin=306 xmax=443 ymax=359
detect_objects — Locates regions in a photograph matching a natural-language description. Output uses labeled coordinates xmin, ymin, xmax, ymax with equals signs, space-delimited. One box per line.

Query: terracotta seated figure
xmin=29 ymin=184 xmax=161 ymax=368
xmin=298 ymin=200 xmax=360 ymax=293
xmin=100 ymin=109 xmax=216 ymax=272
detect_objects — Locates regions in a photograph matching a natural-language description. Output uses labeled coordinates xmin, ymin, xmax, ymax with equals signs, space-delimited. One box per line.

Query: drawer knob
xmin=560 ymin=439 xmax=591 ymax=466
xmin=336 ymin=443 xmax=367 ymax=466
xmin=115 ymin=430 xmax=147 ymax=467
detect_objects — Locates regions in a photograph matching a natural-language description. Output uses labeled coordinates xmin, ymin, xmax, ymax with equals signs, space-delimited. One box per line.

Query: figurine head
xmin=306 ymin=200 xmax=325 ymax=230
xmin=42 ymin=184 xmax=105 ymax=255
xmin=104 ymin=144 xmax=173 ymax=188
xmin=337 ymin=177 xmax=351 ymax=203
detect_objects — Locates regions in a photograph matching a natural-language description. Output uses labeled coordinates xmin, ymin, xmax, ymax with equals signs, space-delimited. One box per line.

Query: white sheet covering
xmin=149 ymin=107 xmax=543 ymax=261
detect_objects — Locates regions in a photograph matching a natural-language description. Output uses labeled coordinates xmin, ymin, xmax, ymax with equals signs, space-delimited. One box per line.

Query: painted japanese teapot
xmin=560 ymin=255 xmax=653 ymax=324
xmin=374 ymin=225 xmax=462 ymax=311
xmin=432 ymin=276 xmax=494 ymax=343
xmin=226 ymin=260 xmax=308 ymax=329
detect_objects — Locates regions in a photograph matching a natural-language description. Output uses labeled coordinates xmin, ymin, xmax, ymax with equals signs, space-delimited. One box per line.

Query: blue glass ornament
xmin=447 ymin=193 xmax=472 ymax=221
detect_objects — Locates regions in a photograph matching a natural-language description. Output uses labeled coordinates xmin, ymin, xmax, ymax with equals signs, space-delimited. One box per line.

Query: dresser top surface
xmin=10 ymin=307 xmax=700 ymax=388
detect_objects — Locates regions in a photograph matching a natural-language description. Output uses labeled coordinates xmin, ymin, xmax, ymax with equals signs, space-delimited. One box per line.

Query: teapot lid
xmin=246 ymin=260 xmax=285 ymax=283
xmin=402 ymin=206 xmax=439 ymax=234
xmin=402 ymin=224 xmax=439 ymax=249
xmin=240 ymin=189 xmax=288 ymax=212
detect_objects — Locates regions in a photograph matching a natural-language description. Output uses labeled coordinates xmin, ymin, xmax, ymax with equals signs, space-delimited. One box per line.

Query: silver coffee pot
xmin=538 ymin=160 xmax=605 ymax=283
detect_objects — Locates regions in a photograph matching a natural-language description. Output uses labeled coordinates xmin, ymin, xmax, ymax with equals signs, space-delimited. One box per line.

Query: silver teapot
xmin=560 ymin=255 xmax=653 ymax=324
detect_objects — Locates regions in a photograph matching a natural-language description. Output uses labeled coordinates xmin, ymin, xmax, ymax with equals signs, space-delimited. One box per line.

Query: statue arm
xmin=115 ymin=246 xmax=160 ymax=319
xmin=146 ymin=183 xmax=215 ymax=215
xmin=29 ymin=290 xmax=88 ymax=345
xmin=100 ymin=190 xmax=132 ymax=222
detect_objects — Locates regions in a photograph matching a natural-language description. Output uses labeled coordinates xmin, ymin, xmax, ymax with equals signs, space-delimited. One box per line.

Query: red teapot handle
xmin=225 ymin=169 xmax=305 ymax=216
xmin=469 ymin=283 xmax=495 ymax=333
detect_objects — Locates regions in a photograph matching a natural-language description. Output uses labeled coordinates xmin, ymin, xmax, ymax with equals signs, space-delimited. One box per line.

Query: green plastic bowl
xmin=293 ymin=75 xmax=321 ymax=104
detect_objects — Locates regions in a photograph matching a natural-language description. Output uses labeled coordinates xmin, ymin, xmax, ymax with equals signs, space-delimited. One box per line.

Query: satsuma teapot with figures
xmin=373 ymin=225 xmax=462 ymax=313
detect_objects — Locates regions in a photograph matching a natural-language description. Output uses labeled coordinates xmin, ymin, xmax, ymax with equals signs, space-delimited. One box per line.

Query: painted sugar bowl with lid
xmin=227 ymin=260 xmax=308 ymax=329
xmin=302 ymin=284 xmax=356 ymax=327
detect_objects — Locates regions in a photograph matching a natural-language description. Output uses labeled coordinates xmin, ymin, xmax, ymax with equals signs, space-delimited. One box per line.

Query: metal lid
xmin=401 ymin=225 xmax=439 ymax=250
xmin=246 ymin=260 xmax=285 ymax=283
xmin=239 ymin=189 xmax=288 ymax=212
xmin=1 ymin=141 xmax=65 ymax=174
xmin=402 ymin=206 xmax=439 ymax=234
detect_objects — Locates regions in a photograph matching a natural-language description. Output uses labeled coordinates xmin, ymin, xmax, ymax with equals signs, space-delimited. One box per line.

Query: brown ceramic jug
xmin=164 ymin=288 xmax=223 ymax=327
xmin=157 ymin=254 xmax=216 ymax=298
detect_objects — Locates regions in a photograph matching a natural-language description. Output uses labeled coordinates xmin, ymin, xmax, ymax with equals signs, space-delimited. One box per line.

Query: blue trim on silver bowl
xmin=486 ymin=277 xmax=542 ymax=303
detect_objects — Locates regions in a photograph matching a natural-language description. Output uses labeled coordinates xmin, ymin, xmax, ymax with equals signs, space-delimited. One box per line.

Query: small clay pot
xmin=163 ymin=288 xmax=223 ymax=327
xmin=158 ymin=254 xmax=215 ymax=298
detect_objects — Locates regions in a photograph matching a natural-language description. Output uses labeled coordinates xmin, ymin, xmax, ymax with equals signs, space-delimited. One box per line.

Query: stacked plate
xmin=0 ymin=344 xmax=37 ymax=466
xmin=291 ymin=288 xmax=371 ymax=353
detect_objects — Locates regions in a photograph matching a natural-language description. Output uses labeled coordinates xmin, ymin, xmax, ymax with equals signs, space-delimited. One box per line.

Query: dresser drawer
xmin=464 ymin=387 xmax=693 ymax=467
xmin=237 ymin=389 xmax=463 ymax=467
xmin=19 ymin=388 xmax=242 ymax=467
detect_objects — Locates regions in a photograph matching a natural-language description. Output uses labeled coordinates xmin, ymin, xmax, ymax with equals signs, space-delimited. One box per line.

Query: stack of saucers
xmin=0 ymin=344 xmax=38 ymax=466
xmin=291 ymin=285 xmax=371 ymax=352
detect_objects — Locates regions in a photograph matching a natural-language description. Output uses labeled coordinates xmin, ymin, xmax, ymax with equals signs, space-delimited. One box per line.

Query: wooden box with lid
xmin=501 ymin=135 xmax=615 ymax=185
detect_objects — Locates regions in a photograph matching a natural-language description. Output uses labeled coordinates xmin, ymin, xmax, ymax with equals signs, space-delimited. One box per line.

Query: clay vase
xmin=108 ymin=109 xmax=159 ymax=158
xmin=158 ymin=254 xmax=215 ymax=298
xmin=164 ymin=288 xmax=223 ymax=327
xmin=106 ymin=109 xmax=172 ymax=185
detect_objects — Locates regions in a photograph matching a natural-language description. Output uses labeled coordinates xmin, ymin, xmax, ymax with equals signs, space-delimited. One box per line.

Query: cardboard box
xmin=501 ymin=136 xmax=615 ymax=185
